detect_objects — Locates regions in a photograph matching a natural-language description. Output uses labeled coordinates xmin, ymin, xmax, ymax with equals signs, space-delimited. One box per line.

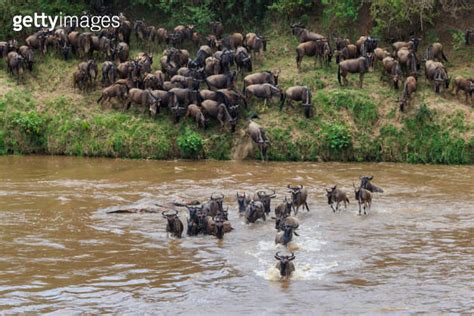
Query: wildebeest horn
xmin=289 ymin=253 xmax=295 ymax=260
xmin=162 ymin=210 xmax=178 ymax=217
xmin=275 ymin=251 xmax=282 ymax=260
xmin=211 ymin=192 xmax=224 ymax=200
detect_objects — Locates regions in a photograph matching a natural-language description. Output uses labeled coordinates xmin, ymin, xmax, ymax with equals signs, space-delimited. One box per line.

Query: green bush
xmin=323 ymin=123 xmax=351 ymax=151
xmin=177 ymin=128 xmax=204 ymax=159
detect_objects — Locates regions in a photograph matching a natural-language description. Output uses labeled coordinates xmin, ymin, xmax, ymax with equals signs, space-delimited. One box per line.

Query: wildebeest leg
xmin=359 ymin=73 xmax=364 ymax=88
xmin=335 ymin=201 xmax=340 ymax=212
xmin=358 ymin=200 xmax=362 ymax=216
xmin=330 ymin=203 xmax=336 ymax=213
xmin=304 ymin=202 xmax=309 ymax=211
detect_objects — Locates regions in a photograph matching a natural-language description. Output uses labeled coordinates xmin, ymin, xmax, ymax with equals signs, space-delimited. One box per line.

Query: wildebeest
xmin=202 ymin=193 xmax=224 ymax=218
xmin=166 ymin=48 xmax=190 ymax=68
xmin=360 ymin=36 xmax=378 ymax=57
xmin=248 ymin=121 xmax=270 ymax=161
xmin=143 ymin=73 xmax=164 ymax=90
xmin=235 ymin=46 xmax=252 ymax=74
xmin=78 ymin=59 xmax=98 ymax=87
xmin=162 ymin=210 xmax=184 ymax=238
xmin=101 ymin=61 xmax=117 ymax=86
xmin=243 ymin=70 xmax=280 ymax=90
xmin=204 ymin=56 xmax=221 ymax=76
xmin=137 ymin=52 xmax=153 ymax=74
xmin=425 ymin=60 xmax=450 ymax=93
xmin=392 ymin=37 xmax=421 ymax=53
xmin=396 ymin=47 xmax=418 ymax=77
xmin=125 ymin=88 xmax=160 ymax=115
xmin=452 ymin=76 xmax=473 ymax=103
xmin=19 ymin=46 xmax=34 ymax=72
xmin=201 ymin=100 xmax=239 ymax=132
xmin=245 ymin=200 xmax=266 ymax=223
xmin=169 ymin=87 xmax=201 ymax=106
xmin=325 ymin=185 xmax=350 ymax=212
xmin=335 ymin=44 xmax=359 ymax=64
xmin=0 ymin=41 xmax=14 ymax=58
xmin=171 ymin=75 xmax=201 ymax=90
xmin=244 ymin=33 xmax=267 ymax=61
xmin=382 ymin=57 xmax=402 ymax=89
xmin=337 ymin=57 xmax=370 ymax=88
xmin=275 ymin=224 xmax=299 ymax=246
xmin=215 ymin=49 xmax=235 ymax=73
xmin=188 ymin=45 xmax=213 ymax=69
xmin=353 ymin=183 xmax=372 ymax=216
xmin=244 ymin=83 xmax=283 ymax=106
xmin=115 ymin=42 xmax=129 ymax=63
xmin=424 ymin=42 xmax=448 ymax=62
xmin=149 ymin=90 xmax=178 ymax=117
xmin=274 ymin=252 xmax=295 ymax=279
xmin=236 ymin=192 xmax=251 ymax=214
xmin=184 ymin=204 xmax=207 ymax=236
xmin=73 ymin=69 xmax=88 ymax=91
xmin=185 ymin=104 xmax=207 ymax=128
xmin=206 ymin=214 xmax=233 ymax=239
xmin=210 ymin=21 xmax=224 ymax=39
xmin=399 ymin=76 xmax=417 ymax=112
xmin=134 ymin=20 xmax=148 ymax=41
xmin=205 ymin=71 xmax=237 ymax=90
xmin=253 ymin=190 xmax=276 ymax=214
xmin=359 ymin=176 xmax=384 ymax=193
xmin=78 ymin=32 xmax=94 ymax=58
xmin=6 ymin=52 xmax=24 ymax=79
xmin=26 ymin=31 xmax=47 ymax=54
xmin=290 ymin=23 xmax=324 ymax=43
xmin=97 ymin=83 xmax=129 ymax=105
xmin=220 ymin=33 xmax=243 ymax=49
xmin=295 ymin=40 xmax=319 ymax=71
xmin=274 ymin=197 xmax=293 ymax=218
xmin=281 ymin=86 xmax=313 ymax=118
xmin=374 ymin=47 xmax=390 ymax=64
xmin=287 ymin=185 xmax=309 ymax=215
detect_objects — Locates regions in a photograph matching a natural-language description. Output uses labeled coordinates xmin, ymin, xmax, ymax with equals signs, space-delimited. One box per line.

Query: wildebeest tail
xmin=279 ymin=91 xmax=286 ymax=111
xmin=337 ymin=64 xmax=342 ymax=85
xmin=441 ymin=51 xmax=448 ymax=62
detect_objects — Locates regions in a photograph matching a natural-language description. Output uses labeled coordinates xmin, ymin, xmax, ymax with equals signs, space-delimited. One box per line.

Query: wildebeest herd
xmin=106 ymin=175 xmax=383 ymax=279
xmin=2 ymin=16 xmax=472 ymax=160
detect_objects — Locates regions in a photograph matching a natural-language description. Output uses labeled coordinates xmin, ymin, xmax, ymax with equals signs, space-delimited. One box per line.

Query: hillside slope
xmin=0 ymin=23 xmax=473 ymax=164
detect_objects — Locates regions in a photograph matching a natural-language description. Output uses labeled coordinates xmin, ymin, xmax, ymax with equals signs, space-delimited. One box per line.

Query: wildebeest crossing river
xmin=0 ymin=156 xmax=472 ymax=314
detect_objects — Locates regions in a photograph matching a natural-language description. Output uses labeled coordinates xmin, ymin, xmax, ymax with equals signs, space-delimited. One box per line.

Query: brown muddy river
xmin=0 ymin=156 xmax=473 ymax=314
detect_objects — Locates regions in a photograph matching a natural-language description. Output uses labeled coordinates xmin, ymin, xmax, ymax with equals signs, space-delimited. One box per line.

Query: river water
xmin=0 ymin=156 xmax=472 ymax=314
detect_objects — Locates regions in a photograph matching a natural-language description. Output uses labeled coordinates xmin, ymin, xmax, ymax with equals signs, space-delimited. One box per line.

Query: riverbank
xmin=0 ymin=30 xmax=473 ymax=164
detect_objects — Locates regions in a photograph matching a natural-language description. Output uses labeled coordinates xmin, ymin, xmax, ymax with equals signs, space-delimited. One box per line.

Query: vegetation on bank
xmin=0 ymin=1 xmax=473 ymax=164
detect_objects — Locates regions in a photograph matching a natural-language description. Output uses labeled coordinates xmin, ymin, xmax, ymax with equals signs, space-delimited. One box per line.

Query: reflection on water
xmin=0 ymin=156 xmax=473 ymax=314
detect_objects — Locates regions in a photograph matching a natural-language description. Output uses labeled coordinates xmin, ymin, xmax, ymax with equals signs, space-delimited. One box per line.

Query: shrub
xmin=177 ymin=128 xmax=204 ymax=159
xmin=321 ymin=123 xmax=352 ymax=151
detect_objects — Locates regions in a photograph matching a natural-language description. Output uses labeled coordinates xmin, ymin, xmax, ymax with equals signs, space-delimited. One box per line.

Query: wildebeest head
xmin=210 ymin=192 xmax=224 ymax=211
xmin=287 ymin=184 xmax=303 ymax=205
xmin=275 ymin=251 xmax=295 ymax=277
xmin=272 ymin=68 xmax=281 ymax=85
xmin=325 ymin=185 xmax=337 ymax=204
xmin=409 ymin=36 xmax=421 ymax=52
xmin=256 ymin=189 xmax=276 ymax=214
xmin=274 ymin=197 xmax=292 ymax=230
xmin=162 ymin=210 xmax=179 ymax=225
xmin=359 ymin=176 xmax=383 ymax=193
xmin=214 ymin=218 xmax=225 ymax=239
xmin=236 ymin=192 xmax=249 ymax=213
